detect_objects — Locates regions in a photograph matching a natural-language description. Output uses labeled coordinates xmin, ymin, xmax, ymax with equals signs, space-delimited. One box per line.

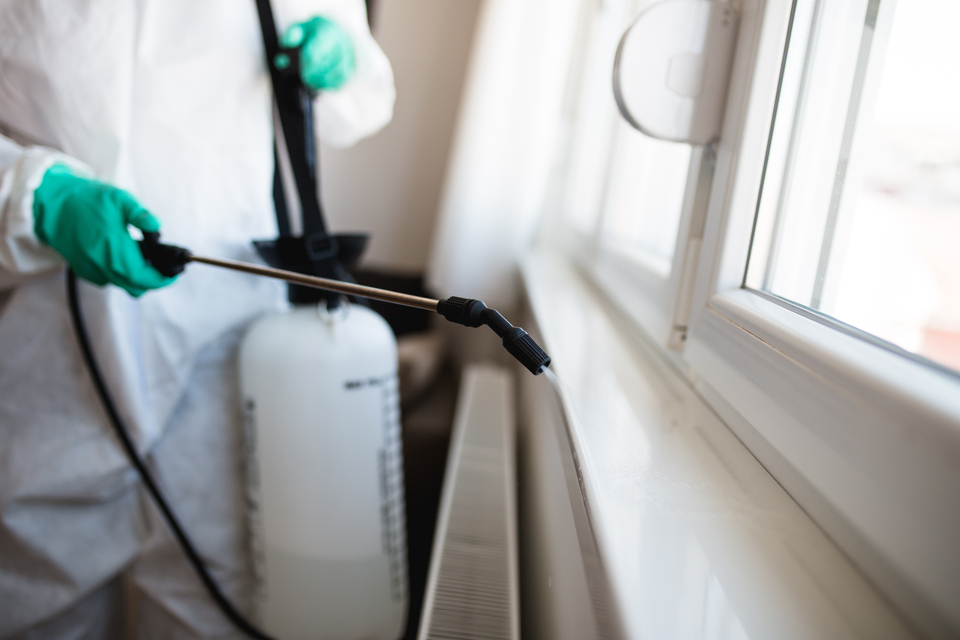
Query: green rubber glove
xmin=33 ymin=164 xmax=175 ymax=297
xmin=278 ymin=16 xmax=356 ymax=91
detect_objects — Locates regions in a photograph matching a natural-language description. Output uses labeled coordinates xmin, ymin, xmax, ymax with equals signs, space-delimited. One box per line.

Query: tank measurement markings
xmin=241 ymin=398 xmax=269 ymax=604
xmin=344 ymin=377 xmax=390 ymax=389
xmin=377 ymin=373 xmax=408 ymax=603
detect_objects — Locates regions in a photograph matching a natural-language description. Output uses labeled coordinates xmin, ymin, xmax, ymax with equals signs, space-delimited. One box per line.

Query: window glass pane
xmin=747 ymin=0 xmax=960 ymax=372
xmin=563 ymin=0 xmax=636 ymax=232
xmin=600 ymin=121 xmax=691 ymax=273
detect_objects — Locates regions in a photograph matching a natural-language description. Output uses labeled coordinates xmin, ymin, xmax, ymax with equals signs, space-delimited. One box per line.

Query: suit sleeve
xmin=0 ymin=134 xmax=93 ymax=287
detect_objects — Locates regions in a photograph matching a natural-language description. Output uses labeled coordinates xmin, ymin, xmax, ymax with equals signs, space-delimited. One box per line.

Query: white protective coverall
xmin=0 ymin=0 xmax=394 ymax=637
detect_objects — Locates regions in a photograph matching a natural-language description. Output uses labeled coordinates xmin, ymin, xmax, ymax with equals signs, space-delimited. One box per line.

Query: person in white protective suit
xmin=0 ymin=0 xmax=394 ymax=637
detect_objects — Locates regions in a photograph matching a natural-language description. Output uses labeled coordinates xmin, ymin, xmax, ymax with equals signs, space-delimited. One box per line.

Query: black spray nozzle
xmin=139 ymin=232 xmax=192 ymax=278
xmin=438 ymin=296 xmax=551 ymax=376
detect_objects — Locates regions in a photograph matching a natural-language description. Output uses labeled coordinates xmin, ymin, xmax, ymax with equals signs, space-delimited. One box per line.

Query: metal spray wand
xmin=141 ymin=233 xmax=551 ymax=375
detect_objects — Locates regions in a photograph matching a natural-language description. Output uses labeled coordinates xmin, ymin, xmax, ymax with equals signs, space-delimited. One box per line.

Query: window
xmin=600 ymin=124 xmax=691 ymax=275
xmin=745 ymin=0 xmax=960 ymax=373
xmin=561 ymin=0 xmax=627 ymax=234
xmin=540 ymin=0 xmax=960 ymax=635
xmin=556 ymin=0 xmax=703 ymax=346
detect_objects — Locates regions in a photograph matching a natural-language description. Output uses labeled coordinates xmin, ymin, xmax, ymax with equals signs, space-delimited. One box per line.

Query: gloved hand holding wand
xmin=33 ymin=164 xmax=176 ymax=296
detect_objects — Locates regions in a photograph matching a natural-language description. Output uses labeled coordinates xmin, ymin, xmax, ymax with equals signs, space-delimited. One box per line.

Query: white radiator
xmin=417 ymin=364 xmax=520 ymax=640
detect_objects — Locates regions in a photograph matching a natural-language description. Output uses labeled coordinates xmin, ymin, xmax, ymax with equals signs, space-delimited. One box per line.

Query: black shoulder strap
xmin=253 ymin=0 xmax=327 ymax=238
xmin=252 ymin=0 xmax=375 ymax=306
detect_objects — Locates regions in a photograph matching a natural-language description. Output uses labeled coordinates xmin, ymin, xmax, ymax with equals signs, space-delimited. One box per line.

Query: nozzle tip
xmin=437 ymin=296 xmax=551 ymax=375
xmin=503 ymin=328 xmax=551 ymax=375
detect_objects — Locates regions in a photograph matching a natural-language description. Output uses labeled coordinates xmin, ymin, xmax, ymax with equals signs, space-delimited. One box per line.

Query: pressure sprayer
xmin=72 ymin=166 xmax=551 ymax=640
xmin=68 ymin=242 xmax=550 ymax=640
xmin=139 ymin=234 xmax=548 ymax=640
xmin=66 ymin=3 xmax=546 ymax=639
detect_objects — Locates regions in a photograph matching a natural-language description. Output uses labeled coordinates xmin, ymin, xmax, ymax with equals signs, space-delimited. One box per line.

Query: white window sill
xmin=685 ymin=289 xmax=960 ymax=638
xmin=521 ymin=248 xmax=918 ymax=639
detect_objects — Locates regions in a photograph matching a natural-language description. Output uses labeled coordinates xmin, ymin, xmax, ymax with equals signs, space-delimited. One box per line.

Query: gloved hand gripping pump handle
xmin=140 ymin=235 xmax=551 ymax=375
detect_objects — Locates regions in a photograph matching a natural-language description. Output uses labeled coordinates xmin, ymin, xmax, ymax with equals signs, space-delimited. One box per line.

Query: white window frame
xmin=683 ymin=0 xmax=960 ymax=636
xmin=577 ymin=144 xmax=713 ymax=351
xmin=550 ymin=0 xmax=714 ymax=353
xmin=547 ymin=0 xmax=960 ymax=636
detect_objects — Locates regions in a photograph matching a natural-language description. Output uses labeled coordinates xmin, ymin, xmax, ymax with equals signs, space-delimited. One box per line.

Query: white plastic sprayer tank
xmin=239 ymin=302 xmax=408 ymax=640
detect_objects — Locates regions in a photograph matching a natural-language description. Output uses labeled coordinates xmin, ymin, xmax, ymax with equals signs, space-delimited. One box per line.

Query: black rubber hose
xmin=66 ymin=270 xmax=276 ymax=640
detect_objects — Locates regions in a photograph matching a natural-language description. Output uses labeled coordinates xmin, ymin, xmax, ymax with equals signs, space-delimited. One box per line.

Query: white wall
xmin=319 ymin=0 xmax=482 ymax=274
xmin=425 ymin=0 xmax=582 ymax=309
